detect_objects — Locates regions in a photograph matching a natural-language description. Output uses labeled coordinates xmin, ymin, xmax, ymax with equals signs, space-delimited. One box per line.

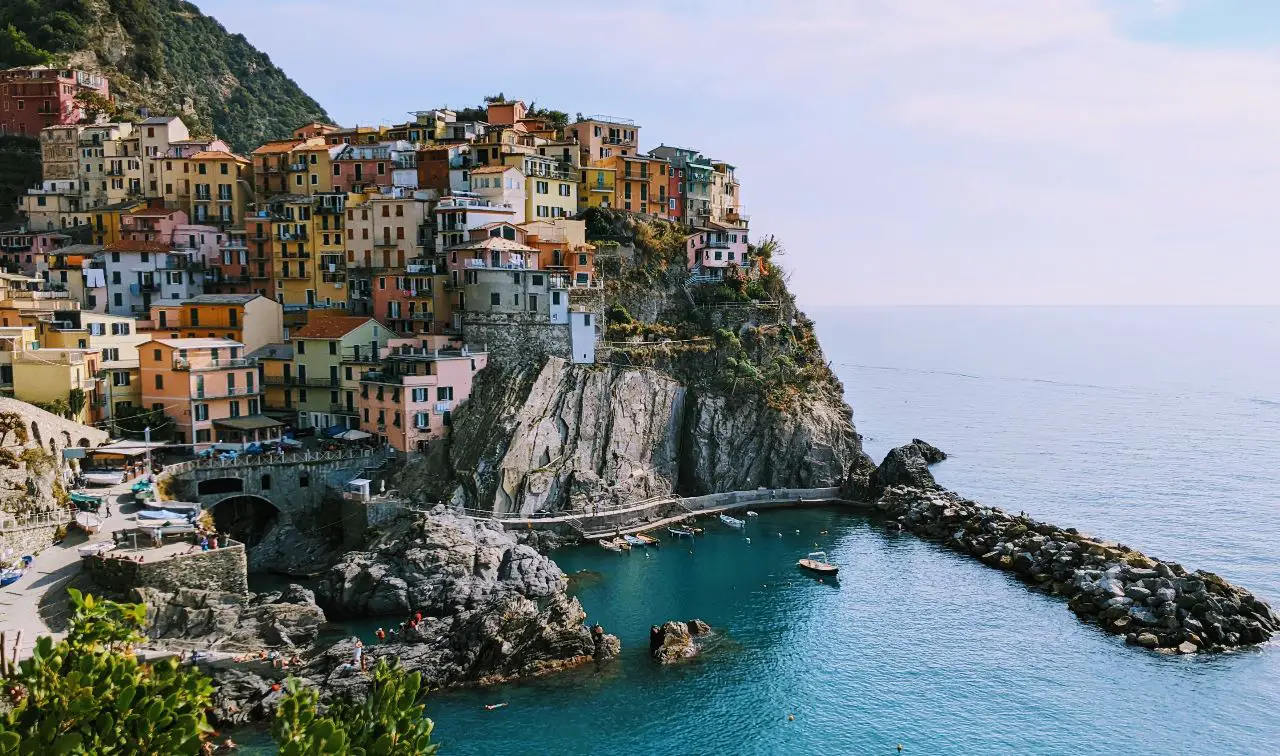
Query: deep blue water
xmin=424 ymin=307 xmax=1280 ymax=755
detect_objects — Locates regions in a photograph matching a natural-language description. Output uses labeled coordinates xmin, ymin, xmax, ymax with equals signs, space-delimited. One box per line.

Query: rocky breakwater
xmin=850 ymin=441 xmax=1276 ymax=654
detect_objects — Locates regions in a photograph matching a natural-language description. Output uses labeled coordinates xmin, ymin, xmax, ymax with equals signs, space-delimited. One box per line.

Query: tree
xmin=0 ymin=589 xmax=216 ymax=754
xmin=0 ymin=411 xmax=29 ymax=447
xmin=114 ymin=405 xmax=173 ymax=441
xmin=73 ymin=89 xmax=114 ymax=121
xmin=66 ymin=388 xmax=86 ymax=422
xmin=272 ymin=658 xmax=438 ymax=755
xmin=0 ymin=24 xmax=51 ymax=67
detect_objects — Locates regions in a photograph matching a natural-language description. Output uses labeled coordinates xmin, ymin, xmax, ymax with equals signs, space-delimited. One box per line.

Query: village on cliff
xmin=0 ymin=67 xmax=751 ymax=455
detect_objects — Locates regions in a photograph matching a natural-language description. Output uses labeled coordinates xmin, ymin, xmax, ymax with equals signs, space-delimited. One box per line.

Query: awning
xmin=322 ymin=425 xmax=347 ymax=438
xmin=213 ymin=416 xmax=284 ymax=432
xmin=88 ymin=440 xmax=168 ymax=458
xmin=335 ymin=429 xmax=372 ymax=441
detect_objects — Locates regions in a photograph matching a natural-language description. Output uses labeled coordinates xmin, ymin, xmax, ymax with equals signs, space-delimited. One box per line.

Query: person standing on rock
xmin=353 ymin=639 xmax=366 ymax=672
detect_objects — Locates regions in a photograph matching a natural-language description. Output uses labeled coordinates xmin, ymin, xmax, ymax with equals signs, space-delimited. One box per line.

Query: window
xmin=395 ymin=205 xmax=403 ymax=217
xmin=536 ymin=180 xmax=549 ymax=194
xmin=261 ymin=474 xmax=271 ymax=490
xmin=112 ymin=370 xmax=130 ymax=386
xmin=195 ymin=429 xmax=211 ymax=443
xmin=229 ymin=401 xmax=241 ymax=418
xmin=297 ymin=340 xmax=305 ymax=355
xmin=299 ymin=389 xmax=308 ymax=402
xmin=559 ymin=184 xmax=571 ymax=197
xmin=194 ymin=403 xmax=208 ymax=421
xmin=436 ymin=386 xmax=454 ymax=401
xmin=490 ymin=292 xmax=500 ymax=307
xmin=103 ymin=348 xmax=120 ymax=361
xmin=329 ymin=341 xmax=337 ymax=355
xmin=412 ymin=387 xmax=427 ymax=402
xmin=154 ymin=374 xmax=163 ymax=389
xmin=578 ymin=254 xmax=588 ymax=266
xmin=299 ymin=472 xmax=310 ymax=488
xmin=111 ymin=271 xmax=121 ymax=284
xmin=415 ymin=412 xmax=429 ymax=429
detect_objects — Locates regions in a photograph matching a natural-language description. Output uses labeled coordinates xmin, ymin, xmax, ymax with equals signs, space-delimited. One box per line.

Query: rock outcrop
xmin=136 ymin=585 xmax=326 ymax=650
xmin=317 ymin=510 xmax=564 ymax=617
xmin=649 ymin=619 xmax=712 ymax=664
xmin=853 ymin=443 xmax=1276 ymax=653
xmin=400 ymin=358 xmax=870 ymax=515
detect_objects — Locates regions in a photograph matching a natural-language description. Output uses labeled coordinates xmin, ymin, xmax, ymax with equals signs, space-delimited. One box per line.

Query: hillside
xmin=0 ymin=0 xmax=328 ymax=152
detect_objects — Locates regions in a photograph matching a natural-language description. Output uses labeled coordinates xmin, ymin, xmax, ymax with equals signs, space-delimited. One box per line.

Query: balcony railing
xmin=193 ymin=385 xmax=260 ymax=400
xmin=288 ymin=163 xmax=308 ymax=172
xmin=174 ymin=357 xmax=255 ymax=371
xmin=276 ymin=230 xmax=309 ymax=241
xmin=330 ymin=404 xmax=358 ymax=416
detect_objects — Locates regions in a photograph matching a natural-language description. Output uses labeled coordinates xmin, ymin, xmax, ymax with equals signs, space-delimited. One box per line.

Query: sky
xmin=200 ymin=0 xmax=1280 ymax=306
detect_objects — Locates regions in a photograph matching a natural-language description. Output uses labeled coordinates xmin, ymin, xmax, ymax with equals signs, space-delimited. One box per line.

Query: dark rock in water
xmin=869 ymin=444 xmax=938 ymax=492
xmin=650 ymin=620 xmax=709 ymax=664
xmin=517 ymin=529 xmax=575 ymax=554
xmin=278 ymin=583 xmax=316 ymax=606
xmin=911 ymin=439 xmax=948 ymax=464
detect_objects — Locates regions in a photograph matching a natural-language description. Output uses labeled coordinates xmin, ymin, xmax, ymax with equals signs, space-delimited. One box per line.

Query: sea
xmin=420 ymin=306 xmax=1280 ymax=755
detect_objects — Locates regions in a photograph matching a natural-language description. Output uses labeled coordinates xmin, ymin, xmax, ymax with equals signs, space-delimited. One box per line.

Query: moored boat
xmin=719 ymin=514 xmax=745 ymax=529
xmin=797 ymin=551 xmax=839 ymax=576
xmin=623 ymin=535 xmax=645 ymax=548
xmin=746 ymin=511 xmax=759 ymax=517
xmin=77 ymin=542 xmax=115 ymax=558
xmin=83 ymin=471 xmax=124 ymax=487
xmin=668 ymin=526 xmax=695 ymax=538
xmin=143 ymin=500 xmax=200 ymax=514
xmin=70 ymin=491 xmax=104 ymax=510
xmin=635 ymin=533 xmax=660 ymax=546
xmin=0 ymin=565 xmax=25 ymax=587
xmin=599 ymin=538 xmax=622 ymax=551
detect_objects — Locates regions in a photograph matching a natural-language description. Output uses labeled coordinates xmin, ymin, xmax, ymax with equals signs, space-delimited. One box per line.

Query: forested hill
xmin=0 ymin=0 xmax=328 ymax=152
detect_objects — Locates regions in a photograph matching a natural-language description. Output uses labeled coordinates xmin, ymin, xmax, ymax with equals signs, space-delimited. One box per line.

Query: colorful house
xmin=577 ymin=164 xmax=616 ymax=211
xmin=566 ymin=116 xmax=641 ymax=164
xmin=504 ymin=154 xmax=576 ymax=220
xmin=0 ymin=67 xmax=109 ymax=137
xmin=522 ymin=219 xmax=596 ymax=287
xmin=148 ymin=294 xmax=283 ymax=354
xmin=685 ymin=224 xmax=752 ymax=282
xmin=140 ymin=338 xmax=275 ymax=449
xmin=356 ymin=344 xmax=488 ymax=453
xmin=288 ymin=314 xmax=389 ymax=432
xmin=12 ymin=348 xmax=102 ymax=425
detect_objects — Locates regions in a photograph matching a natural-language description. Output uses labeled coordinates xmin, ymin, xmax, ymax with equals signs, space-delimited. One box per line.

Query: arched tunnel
xmin=210 ymin=495 xmax=279 ymax=548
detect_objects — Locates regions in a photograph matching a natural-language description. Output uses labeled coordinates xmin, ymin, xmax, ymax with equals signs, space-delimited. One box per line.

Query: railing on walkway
xmin=0 ymin=509 xmax=70 ymax=532
xmin=164 ymin=447 xmax=392 ymax=475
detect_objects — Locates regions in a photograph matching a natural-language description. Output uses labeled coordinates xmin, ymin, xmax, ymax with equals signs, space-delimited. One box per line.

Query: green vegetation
xmin=0 ymin=589 xmax=216 ymax=754
xmin=0 ymin=137 xmax=40 ymax=224
xmin=113 ymin=405 xmax=174 ymax=441
xmin=273 ymin=658 xmax=438 ymax=755
xmin=0 ymin=0 xmax=329 ymax=153
xmin=0 ymin=591 xmax=442 ymax=754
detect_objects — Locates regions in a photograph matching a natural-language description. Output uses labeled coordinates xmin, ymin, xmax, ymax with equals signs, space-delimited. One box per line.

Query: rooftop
xmin=294 ymin=314 xmax=385 ymax=339
xmin=213 ymin=416 xmax=283 ymax=431
xmin=447 ymin=237 xmax=538 ymax=253
xmin=184 ymin=294 xmax=263 ymax=305
xmin=470 ymin=165 xmax=520 ymax=175
xmin=189 ymin=151 xmax=249 ymax=163
xmin=246 ymin=343 xmax=293 ymax=361
xmin=152 ymin=338 xmax=243 ymax=349
xmin=103 ymin=240 xmax=171 ymax=253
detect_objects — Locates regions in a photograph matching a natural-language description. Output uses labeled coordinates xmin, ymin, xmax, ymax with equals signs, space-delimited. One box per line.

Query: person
xmin=414 ymin=610 xmax=422 ymax=625
xmin=199 ymin=535 xmax=210 ymax=552
xmin=353 ymin=639 xmax=366 ymax=672
xmin=375 ymin=627 xmax=386 ymax=643
xmin=105 ymin=501 xmax=112 ymax=517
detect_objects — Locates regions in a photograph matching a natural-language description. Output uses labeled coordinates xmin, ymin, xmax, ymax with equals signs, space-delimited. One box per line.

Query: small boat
xmin=668 ymin=526 xmax=695 ymax=538
xmin=82 ymin=471 xmax=124 ymax=487
xmin=130 ymin=479 xmax=153 ymax=494
xmin=70 ymin=491 xmax=104 ymax=510
xmin=144 ymin=500 xmax=200 ymax=514
xmin=78 ymin=542 xmax=115 ymax=558
xmin=635 ymin=533 xmax=660 ymax=546
xmin=719 ymin=514 xmax=745 ymax=529
xmin=0 ymin=566 xmax=25 ymax=587
xmin=746 ymin=510 xmax=759 ymax=517
xmin=797 ymin=551 xmax=839 ymax=576
xmin=74 ymin=511 xmax=102 ymax=534
xmin=689 ymin=526 xmax=704 ymax=536
xmin=137 ymin=509 xmax=194 ymax=521
xmin=623 ymin=535 xmax=645 ymax=548
xmin=599 ymin=537 xmax=630 ymax=552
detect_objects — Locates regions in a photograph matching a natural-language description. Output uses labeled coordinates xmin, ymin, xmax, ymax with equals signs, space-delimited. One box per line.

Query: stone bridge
xmin=160 ymin=448 xmax=393 ymax=527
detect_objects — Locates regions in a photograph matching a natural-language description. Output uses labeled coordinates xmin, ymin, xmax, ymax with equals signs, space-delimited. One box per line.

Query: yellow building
xmin=34 ymin=311 xmax=149 ymax=361
xmin=312 ymin=193 xmax=347 ymax=308
xmin=269 ymin=195 xmax=318 ymax=308
xmin=188 ymin=151 xmax=252 ymax=227
xmin=251 ymin=342 xmax=295 ymax=423
xmin=12 ymin=348 xmax=102 ymax=424
xmin=290 ymin=313 xmax=388 ymax=431
xmin=578 ymin=164 xmax=617 ymax=211
xmin=504 ymin=153 xmax=577 ymax=220
xmin=590 ymin=155 xmax=664 ymax=215
xmin=0 ymin=326 xmax=37 ymax=395
xmin=89 ymin=201 xmax=143 ymax=246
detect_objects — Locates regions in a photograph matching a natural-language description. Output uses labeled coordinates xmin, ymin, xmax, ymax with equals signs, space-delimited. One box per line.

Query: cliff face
xmin=404 ymin=357 xmax=867 ymax=515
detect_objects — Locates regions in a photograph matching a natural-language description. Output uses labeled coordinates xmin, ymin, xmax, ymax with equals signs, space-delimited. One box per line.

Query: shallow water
xmin=424 ymin=307 xmax=1280 ymax=755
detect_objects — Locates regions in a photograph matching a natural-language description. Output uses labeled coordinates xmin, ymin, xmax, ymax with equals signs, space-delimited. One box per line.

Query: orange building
xmin=141 ymin=338 xmax=279 ymax=449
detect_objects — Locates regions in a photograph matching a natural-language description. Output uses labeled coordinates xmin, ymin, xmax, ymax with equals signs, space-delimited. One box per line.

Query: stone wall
xmin=462 ymin=311 xmax=571 ymax=366
xmin=85 ymin=542 xmax=249 ymax=595
xmin=0 ymin=522 xmax=63 ymax=558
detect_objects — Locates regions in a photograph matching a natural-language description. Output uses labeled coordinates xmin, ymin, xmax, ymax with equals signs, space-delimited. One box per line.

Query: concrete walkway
xmin=0 ymin=478 xmax=154 ymax=660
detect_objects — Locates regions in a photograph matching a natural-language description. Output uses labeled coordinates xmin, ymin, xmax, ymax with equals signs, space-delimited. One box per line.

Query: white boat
xmin=746 ymin=511 xmax=760 ymax=517
xmin=77 ymin=542 xmax=115 ymax=558
xmin=82 ymin=471 xmax=124 ymax=486
xmin=719 ymin=514 xmax=745 ymax=529
xmin=74 ymin=511 xmax=102 ymax=534
xmin=798 ymin=551 xmax=839 ymax=576
xmin=143 ymin=500 xmax=201 ymax=514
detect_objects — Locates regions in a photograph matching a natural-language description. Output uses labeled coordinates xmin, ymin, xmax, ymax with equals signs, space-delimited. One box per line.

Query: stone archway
xmin=210 ymin=494 xmax=279 ymax=549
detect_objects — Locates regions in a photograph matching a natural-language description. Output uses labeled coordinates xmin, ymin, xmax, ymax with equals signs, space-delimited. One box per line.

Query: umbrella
xmin=335 ymin=429 xmax=373 ymax=441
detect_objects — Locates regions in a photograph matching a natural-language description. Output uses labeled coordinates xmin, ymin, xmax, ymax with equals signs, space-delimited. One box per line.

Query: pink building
xmin=685 ymin=223 xmax=751 ymax=282
xmin=141 ymin=337 xmax=278 ymax=450
xmin=0 ymin=229 xmax=71 ymax=275
xmin=356 ymin=343 xmax=488 ymax=453
xmin=121 ymin=206 xmax=188 ymax=244
xmin=0 ymin=66 xmax=109 ymax=137
xmin=171 ymin=224 xmax=227 ymax=263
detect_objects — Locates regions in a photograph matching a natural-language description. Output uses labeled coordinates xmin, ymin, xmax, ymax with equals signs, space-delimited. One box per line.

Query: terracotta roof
xmin=293 ymin=314 xmax=385 ymax=339
xmin=469 ymin=165 xmax=519 ymax=175
xmin=251 ymin=141 xmax=304 ymax=155
xmin=189 ymin=151 xmax=249 ymax=162
xmin=104 ymin=240 xmax=170 ymax=253
xmin=127 ymin=207 xmax=181 ymax=218
xmin=447 ymin=237 xmax=538 ymax=253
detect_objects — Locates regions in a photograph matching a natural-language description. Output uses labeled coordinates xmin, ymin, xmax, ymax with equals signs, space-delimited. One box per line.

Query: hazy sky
xmin=201 ymin=0 xmax=1280 ymax=306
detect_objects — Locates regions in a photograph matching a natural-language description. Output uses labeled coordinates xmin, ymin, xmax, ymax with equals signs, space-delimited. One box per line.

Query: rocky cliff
xmin=399 ymin=212 xmax=874 ymax=515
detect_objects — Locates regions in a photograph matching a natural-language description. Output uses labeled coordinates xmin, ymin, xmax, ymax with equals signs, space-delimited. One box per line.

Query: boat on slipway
xmin=74 ymin=511 xmax=102 ymax=534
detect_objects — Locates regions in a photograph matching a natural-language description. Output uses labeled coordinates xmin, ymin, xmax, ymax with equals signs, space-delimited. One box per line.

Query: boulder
xmin=649 ymin=620 xmax=708 ymax=664
xmin=136 ymin=587 xmax=326 ymax=650
xmin=910 ymin=439 xmax=948 ymax=464
xmin=1136 ymin=633 xmax=1160 ymax=648
xmin=1177 ymin=641 xmax=1198 ymax=655
xmin=869 ymin=444 xmax=938 ymax=492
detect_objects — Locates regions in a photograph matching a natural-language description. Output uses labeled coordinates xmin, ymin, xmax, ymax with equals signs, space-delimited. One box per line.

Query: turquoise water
xmin=426 ymin=307 xmax=1280 ymax=755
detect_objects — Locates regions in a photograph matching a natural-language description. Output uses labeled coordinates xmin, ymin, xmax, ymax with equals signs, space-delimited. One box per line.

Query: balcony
xmin=194 ymin=385 xmax=260 ymax=400
xmin=287 ymin=163 xmax=308 ymax=172
xmin=194 ymin=191 xmax=212 ymax=201
xmin=280 ymin=250 xmax=312 ymax=260
xmin=163 ymin=257 xmax=204 ymax=271
xmin=173 ymin=357 xmax=255 ymax=371
xmin=321 ymin=272 xmax=346 ymax=284
xmin=341 ymin=352 xmax=379 ymax=365
xmin=330 ymin=404 xmax=358 ymax=416
xmin=276 ymin=229 xmax=309 ymax=241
